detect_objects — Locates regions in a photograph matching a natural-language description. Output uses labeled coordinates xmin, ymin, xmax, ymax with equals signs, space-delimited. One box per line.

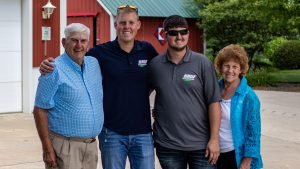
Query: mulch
xmin=253 ymin=83 xmax=300 ymax=92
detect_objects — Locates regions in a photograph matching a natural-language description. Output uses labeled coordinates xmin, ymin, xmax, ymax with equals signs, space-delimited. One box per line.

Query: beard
xmin=169 ymin=44 xmax=187 ymax=52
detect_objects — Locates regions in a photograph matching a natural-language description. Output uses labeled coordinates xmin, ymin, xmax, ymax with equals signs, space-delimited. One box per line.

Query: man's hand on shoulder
xmin=40 ymin=57 xmax=55 ymax=74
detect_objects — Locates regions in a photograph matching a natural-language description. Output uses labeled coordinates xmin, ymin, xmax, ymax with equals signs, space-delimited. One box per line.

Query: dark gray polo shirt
xmin=149 ymin=48 xmax=221 ymax=151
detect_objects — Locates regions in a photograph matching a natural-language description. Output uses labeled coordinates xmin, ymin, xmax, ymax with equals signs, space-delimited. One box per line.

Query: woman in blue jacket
xmin=214 ymin=44 xmax=263 ymax=169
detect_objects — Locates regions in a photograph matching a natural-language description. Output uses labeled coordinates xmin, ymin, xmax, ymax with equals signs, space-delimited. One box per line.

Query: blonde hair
xmin=116 ymin=6 xmax=139 ymax=21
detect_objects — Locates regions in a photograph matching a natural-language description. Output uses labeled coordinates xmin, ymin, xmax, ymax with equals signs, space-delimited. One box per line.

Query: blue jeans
xmin=98 ymin=127 xmax=154 ymax=169
xmin=156 ymin=144 xmax=216 ymax=169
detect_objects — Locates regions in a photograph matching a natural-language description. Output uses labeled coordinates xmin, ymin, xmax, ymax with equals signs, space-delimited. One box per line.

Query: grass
xmin=268 ymin=69 xmax=300 ymax=83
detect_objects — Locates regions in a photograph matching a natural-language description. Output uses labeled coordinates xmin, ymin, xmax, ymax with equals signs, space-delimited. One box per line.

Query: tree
xmin=193 ymin=0 xmax=300 ymax=66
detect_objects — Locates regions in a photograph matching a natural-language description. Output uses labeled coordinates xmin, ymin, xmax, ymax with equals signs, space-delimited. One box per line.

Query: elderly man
xmin=33 ymin=23 xmax=104 ymax=169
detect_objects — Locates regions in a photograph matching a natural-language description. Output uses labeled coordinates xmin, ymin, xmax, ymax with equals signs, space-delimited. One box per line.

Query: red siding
xmin=33 ymin=0 xmax=60 ymax=67
xmin=188 ymin=19 xmax=204 ymax=53
xmin=137 ymin=17 xmax=203 ymax=54
xmin=67 ymin=0 xmax=110 ymax=44
xmin=187 ymin=19 xmax=204 ymax=53
xmin=137 ymin=18 xmax=167 ymax=53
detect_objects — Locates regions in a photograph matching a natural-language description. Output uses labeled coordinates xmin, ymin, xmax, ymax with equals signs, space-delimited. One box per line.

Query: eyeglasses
xmin=117 ymin=5 xmax=138 ymax=14
xmin=166 ymin=29 xmax=189 ymax=36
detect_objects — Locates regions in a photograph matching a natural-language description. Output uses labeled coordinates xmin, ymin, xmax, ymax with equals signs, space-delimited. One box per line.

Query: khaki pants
xmin=46 ymin=132 xmax=98 ymax=169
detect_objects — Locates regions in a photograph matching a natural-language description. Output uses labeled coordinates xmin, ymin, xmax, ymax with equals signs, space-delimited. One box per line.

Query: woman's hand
xmin=239 ymin=157 xmax=251 ymax=169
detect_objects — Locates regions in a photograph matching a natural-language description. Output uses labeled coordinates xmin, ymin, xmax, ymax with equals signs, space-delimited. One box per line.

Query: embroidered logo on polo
xmin=182 ymin=74 xmax=196 ymax=83
xmin=138 ymin=60 xmax=148 ymax=67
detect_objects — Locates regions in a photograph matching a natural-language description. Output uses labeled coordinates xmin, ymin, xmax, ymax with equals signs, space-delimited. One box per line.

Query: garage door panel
xmin=0 ymin=0 xmax=21 ymax=113
xmin=0 ymin=82 xmax=22 ymax=113
xmin=0 ymin=22 xmax=21 ymax=51
xmin=0 ymin=0 xmax=21 ymax=21
xmin=0 ymin=52 xmax=21 ymax=82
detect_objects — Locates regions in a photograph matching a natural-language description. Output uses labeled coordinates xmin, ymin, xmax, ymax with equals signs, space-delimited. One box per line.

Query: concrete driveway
xmin=0 ymin=90 xmax=299 ymax=169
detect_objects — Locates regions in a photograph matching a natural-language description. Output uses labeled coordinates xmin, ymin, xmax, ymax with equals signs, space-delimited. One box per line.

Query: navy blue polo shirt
xmin=87 ymin=39 xmax=158 ymax=135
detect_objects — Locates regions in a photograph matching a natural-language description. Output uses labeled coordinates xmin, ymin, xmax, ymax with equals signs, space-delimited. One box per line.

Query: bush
xmin=264 ymin=37 xmax=287 ymax=62
xmin=274 ymin=40 xmax=300 ymax=69
xmin=252 ymin=52 xmax=273 ymax=69
xmin=246 ymin=69 xmax=271 ymax=87
xmin=205 ymin=48 xmax=215 ymax=62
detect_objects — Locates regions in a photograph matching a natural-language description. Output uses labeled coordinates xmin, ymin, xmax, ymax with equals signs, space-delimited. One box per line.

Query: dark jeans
xmin=217 ymin=150 xmax=238 ymax=169
xmin=156 ymin=143 xmax=216 ymax=169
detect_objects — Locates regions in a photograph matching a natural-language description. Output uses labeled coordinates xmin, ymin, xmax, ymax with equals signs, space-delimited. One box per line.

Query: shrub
xmin=273 ymin=40 xmax=300 ymax=69
xmin=246 ymin=69 xmax=271 ymax=87
xmin=264 ymin=37 xmax=287 ymax=62
xmin=252 ymin=52 xmax=273 ymax=69
xmin=205 ymin=48 xmax=215 ymax=62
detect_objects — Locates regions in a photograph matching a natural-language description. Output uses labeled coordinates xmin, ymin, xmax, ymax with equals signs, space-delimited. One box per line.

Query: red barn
xmin=0 ymin=0 xmax=203 ymax=114
xmin=33 ymin=0 xmax=204 ymax=66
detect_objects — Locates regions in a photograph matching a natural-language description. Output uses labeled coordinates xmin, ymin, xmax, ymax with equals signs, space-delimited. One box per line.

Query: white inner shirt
xmin=219 ymin=98 xmax=234 ymax=153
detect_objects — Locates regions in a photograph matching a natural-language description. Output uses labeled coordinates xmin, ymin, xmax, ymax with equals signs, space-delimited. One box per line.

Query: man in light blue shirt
xmin=33 ymin=23 xmax=104 ymax=169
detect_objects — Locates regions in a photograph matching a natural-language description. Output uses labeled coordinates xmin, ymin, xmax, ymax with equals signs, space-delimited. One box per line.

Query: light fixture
xmin=42 ymin=0 xmax=56 ymax=19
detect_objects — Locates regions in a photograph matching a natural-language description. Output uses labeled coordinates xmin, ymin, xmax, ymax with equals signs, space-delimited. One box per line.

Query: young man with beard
xmin=40 ymin=5 xmax=157 ymax=169
xmin=149 ymin=15 xmax=221 ymax=169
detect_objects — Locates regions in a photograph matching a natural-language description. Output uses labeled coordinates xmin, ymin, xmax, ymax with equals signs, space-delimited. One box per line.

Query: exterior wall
xmin=60 ymin=0 xmax=67 ymax=54
xmin=137 ymin=17 xmax=168 ymax=53
xmin=33 ymin=0 xmax=61 ymax=67
xmin=22 ymin=0 xmax=34 ymax=114
xmin=137 ymin=17 xmax=203 ymax=54
xmin=186 ymin=19 xmax=204 ymax=53
xmin=29 ymin=0 xmax=66 ymax=113
xmin=67 ymin=0 xmax=111 ymax=45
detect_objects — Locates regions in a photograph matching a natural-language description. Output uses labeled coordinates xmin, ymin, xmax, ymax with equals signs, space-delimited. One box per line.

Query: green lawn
xmin=268 ymin=69 xmax=300 ymax=83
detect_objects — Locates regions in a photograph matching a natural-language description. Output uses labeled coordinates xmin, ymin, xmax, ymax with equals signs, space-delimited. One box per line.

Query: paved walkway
xmin=0 ymin=90 xmax=299 ymax=169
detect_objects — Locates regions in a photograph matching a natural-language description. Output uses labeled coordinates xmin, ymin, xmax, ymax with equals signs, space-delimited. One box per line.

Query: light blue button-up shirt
xmin=35 ymin=52 xmax=104 ymax=138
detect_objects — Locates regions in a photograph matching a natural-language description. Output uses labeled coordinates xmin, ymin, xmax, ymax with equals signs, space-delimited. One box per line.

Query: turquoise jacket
xmin=219 ymin=76 xmax=263 ymax=169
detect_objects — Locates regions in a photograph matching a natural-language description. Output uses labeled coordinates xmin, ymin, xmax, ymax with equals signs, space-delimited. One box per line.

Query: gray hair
xmin=64 ymin=23 xmax=90 ymax=39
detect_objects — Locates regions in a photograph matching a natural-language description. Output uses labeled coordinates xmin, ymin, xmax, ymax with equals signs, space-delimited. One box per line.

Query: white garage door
xmin=0 ymin=0 xmax=22 ymax=113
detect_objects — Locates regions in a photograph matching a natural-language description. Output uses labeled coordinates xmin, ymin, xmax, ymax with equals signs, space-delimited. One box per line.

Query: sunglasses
xmin=117 ymin=5 xmax=138 ymax=14
xmin=167 ymin=29 xmax=189 ymax=36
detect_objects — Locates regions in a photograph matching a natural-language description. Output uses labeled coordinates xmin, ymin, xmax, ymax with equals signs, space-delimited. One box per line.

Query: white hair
xmin=64 ymin=23 xmax=90 ymax=39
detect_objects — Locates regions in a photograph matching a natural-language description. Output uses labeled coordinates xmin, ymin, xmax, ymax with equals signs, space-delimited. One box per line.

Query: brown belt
xmin=49 ymin=131 xmax=96 ymax=143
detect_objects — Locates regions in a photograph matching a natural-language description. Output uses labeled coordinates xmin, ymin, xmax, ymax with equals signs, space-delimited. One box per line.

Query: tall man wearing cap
xmin=34 ymin=23 xmax=104 ymax=169
xmin=149 ymin=15 xmax=221 ymax=169
xmin=39 ymin=5 xmax=157 ymax=169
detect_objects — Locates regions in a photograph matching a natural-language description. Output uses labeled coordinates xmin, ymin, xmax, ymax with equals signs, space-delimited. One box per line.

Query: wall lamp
xmin=42 ymin=0 xmax=56 ymax=19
